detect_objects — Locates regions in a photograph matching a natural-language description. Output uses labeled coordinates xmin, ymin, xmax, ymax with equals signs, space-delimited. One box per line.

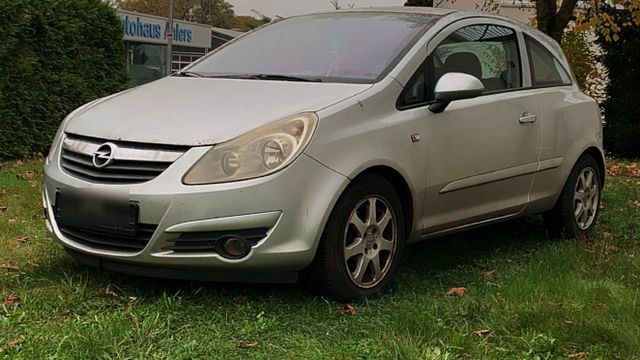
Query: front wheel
xmin=305 ymin=174 xmax=405 ymax=302
xmin=544 ymin=154 xmax=602 ymax=238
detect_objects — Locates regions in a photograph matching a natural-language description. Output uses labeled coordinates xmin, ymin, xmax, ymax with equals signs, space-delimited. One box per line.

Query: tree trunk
xmin=535 ymin=0 xmax=579 ymax=44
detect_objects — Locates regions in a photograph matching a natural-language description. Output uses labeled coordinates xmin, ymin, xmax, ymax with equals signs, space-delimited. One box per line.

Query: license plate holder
xmin=55 ymin=190 xmax=139 ymax=236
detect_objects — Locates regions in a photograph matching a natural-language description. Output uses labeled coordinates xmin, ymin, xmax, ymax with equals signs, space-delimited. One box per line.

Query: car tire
xmin=544 ymin=154 xmax=602 ymax=239
xmin=304 ymin=174 xmax=405 ymax=303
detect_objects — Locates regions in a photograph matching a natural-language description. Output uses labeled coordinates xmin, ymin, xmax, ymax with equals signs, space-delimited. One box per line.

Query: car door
xmin=420 ymin=20 xmax=542 ymax=232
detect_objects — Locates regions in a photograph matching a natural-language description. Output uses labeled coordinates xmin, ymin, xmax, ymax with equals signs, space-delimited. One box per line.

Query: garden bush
xmin=598 ymin=8 xmax=640 ymax=158
xmin=561 ymin=31 xmax=606 ymax=102
xmin=0 ymin=0 xmax=128 ymax=160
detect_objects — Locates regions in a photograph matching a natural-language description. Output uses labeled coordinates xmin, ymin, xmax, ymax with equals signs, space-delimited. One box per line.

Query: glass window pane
xmin=432 ymin=24 xmax=522 ymax=93
xmin=525 ymin=35 xmax=571 ymax=86
xmin=189 ymin=13 xmax=440 ymax=83
xmin=128 ymin=43 xmax=167 ymax=87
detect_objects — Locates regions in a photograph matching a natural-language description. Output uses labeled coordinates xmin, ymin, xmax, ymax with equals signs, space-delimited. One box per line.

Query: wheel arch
xmin=351 ymin=165 xmax=415 ymax=240
xmin=582 ymin=146 xmax=605 ymax=188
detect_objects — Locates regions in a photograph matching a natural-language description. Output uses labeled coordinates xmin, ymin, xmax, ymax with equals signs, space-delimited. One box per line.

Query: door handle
xmin=519 ymin=112 xmax=537 ymax=124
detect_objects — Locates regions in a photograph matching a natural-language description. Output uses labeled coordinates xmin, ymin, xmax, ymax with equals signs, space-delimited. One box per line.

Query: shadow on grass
xmin=27 ymin=215 xmax=556 ymax=302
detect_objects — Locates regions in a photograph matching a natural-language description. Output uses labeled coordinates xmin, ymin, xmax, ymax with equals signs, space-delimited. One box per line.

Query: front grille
xmin=59 ymin=223 xmax=158 ymax=252
xmin=60 ymin=134 xmax=187 ymax=185
xmin=165 ymin=228 xmax=268 ymax=254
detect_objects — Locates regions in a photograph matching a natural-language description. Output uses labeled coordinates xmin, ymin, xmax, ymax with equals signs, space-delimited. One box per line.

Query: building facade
xmin=118 ymin=10 xmax=242 ymax=86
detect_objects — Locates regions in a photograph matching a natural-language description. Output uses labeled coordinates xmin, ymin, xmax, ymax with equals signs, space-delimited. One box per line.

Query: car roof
xmin=304 ymin=7 xmax=521 ymax=29
xmin=287 ymin=7 xmax=565 ymax=64
xmin=335 ymin=6 xmax=456 ymax=16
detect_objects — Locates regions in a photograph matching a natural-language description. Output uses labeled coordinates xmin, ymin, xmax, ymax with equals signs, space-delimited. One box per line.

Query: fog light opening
xmin=219 ymin=237 xmax=251 ymax=259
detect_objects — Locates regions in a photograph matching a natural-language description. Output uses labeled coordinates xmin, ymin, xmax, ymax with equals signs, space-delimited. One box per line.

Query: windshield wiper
xmin=175 ymin=71 xmax=205 ymax=78
xmin=205 ymin=74 xmax=323 ymax=82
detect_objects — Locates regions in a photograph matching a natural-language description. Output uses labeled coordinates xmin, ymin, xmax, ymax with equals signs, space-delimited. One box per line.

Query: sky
xmin=227 ymin=0 xmax=406 ymax=17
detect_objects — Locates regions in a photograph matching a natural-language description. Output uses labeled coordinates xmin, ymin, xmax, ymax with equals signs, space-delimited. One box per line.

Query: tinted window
xmin=432 ymin=24 xmax=522 ymax=92
xmin=525 ymin=35 xmax=571 ymax=86
xmin=188 ymin=13 xmax=440 ymax=83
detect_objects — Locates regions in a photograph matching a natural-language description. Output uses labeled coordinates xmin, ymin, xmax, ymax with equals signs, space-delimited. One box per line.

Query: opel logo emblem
xmin=92 ymin=143 xmax=116 ymax=168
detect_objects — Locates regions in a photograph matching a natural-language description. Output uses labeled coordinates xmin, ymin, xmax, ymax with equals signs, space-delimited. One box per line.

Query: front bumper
xmin=44 ymin=145 xmax=348 ymax=274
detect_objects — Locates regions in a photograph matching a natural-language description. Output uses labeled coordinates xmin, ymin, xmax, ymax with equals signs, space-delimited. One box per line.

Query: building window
xmin=127 ymin=43 xmax=167 ymax=86
xmin=172 ymin=52 xmax=204 ymax=72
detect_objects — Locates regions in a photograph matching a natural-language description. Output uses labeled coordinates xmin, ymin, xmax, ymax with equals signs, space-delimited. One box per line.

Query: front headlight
xmin=183 ymin=112 xmax=319 ymax=185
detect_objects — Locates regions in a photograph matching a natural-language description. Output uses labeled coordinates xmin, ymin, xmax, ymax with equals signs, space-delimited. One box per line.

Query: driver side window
xmin=431 ymin=24 xmax=522 ymax=95
xmin=397 ymin=23 xmax=522 ymax=109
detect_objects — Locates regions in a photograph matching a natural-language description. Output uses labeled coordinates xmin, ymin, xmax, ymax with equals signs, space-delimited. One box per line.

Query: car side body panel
xmin=305 ymin=77 xmax=428 ymax=242
xmin=307 ymin=12 xmax=604 ymax=244
xmin=526 ymin=87 xmax=604 ymax=214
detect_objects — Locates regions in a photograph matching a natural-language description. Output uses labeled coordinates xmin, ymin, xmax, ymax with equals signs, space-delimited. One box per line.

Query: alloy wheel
xmin=573 ymin=167 xmax=599 ymax=230
xmin=343 ymin=196 xmax=397 ymax=288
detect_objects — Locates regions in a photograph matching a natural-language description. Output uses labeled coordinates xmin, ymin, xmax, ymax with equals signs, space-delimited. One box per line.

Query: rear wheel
xmin=305 ymin=174 xmax=405 ymax=302
xmin=544 ymin=154 xmax=602 ymax=238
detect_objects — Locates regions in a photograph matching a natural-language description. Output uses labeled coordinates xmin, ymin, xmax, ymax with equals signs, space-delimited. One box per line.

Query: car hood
xmin=65 ymin=77 xmax=371 ymax=146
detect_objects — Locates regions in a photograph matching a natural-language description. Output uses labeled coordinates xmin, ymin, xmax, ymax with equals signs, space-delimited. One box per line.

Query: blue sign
xmin=122 ymin=15 xmax=193 ymax=43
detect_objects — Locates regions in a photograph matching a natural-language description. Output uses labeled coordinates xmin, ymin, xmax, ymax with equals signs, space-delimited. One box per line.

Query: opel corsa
xmin=44 ymin=7 xmax=605 ymax=301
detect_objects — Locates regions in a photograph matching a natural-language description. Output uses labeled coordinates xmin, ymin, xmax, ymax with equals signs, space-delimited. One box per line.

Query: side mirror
xmin=428 ymin=72 xmax=485 ymax=113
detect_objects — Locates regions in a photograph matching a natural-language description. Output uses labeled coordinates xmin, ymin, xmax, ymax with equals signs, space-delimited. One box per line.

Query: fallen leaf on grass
xmin=3 ymin=294 xmax=20 ymax=307
xmin=7 ymin=219 xmax=16 ymax=224
xmin=568 ymin=351 xmax=588 ymax=359
xmin=446 ymin=287 xmax=467 ymax=297
xmin=564 ymin=319 xmax=574 ymax=325
xmin=1 ymin=263 xmax=18 ymax=271
xmin=338 ymin=304 xmax=357 ymax=316
xmin=607 ymin=162 xmax=640 ymax=178
xmin=16 ymin=236 xmax=29 ymax=243
xmin=6 ymin=338 xmax=23 ymax=349
xmin=602 ymin=232 xmax=612 ymax=239
xmin=15 ymin=171 xmax=35 ymax=179
xmin=548 ymin=301 xmax=563 ymax=309
xmin=236 ymin=341 xmax=258 ymax=349
xmin=483 ymin=270 xmax=497 ymax=280
xmin=105 ymin=284 xmax=119 ymax=297
xmin=0 ymin=204 xmax=6 ymax=212
xmin=6 ymin=242 xmax=17 ymax=251
xmin=628 ymin=200 xmax=640 ymax=209
xmin=473 ymin=329 xmax=491 ymax=337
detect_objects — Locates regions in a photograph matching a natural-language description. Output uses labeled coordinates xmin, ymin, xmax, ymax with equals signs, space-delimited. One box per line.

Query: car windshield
xmin=185 ymin=13 xmax=440 ymax=83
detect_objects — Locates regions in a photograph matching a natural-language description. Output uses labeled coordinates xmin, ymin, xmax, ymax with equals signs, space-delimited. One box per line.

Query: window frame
xmin=397 ymin=20 xmax=525 ymax=111
xmin=524 ymin=34 xmax=573 ymax=88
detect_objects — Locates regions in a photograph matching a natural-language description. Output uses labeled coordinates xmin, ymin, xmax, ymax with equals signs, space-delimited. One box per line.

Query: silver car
xmin=43 ymin=7 xmax=604 ymax=301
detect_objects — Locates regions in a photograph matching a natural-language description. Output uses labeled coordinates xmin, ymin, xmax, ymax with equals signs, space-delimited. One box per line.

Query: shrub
xmin=0 ymin=0 xmax=128 ymax=160
xmin=597 ymin=8 xmax=640 ymax=158
xmin=561 ymin=31 xmax=606 ymax=103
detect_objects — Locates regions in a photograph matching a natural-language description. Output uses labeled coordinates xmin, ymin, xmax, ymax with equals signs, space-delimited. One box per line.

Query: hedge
xmin=0 ymin=0 xmax=128 ymax=160
xmin=598 ymin=8 xmax=640 ymax=158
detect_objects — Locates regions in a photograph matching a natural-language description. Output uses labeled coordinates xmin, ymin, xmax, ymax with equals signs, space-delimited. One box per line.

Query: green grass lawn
xmin=1 ymin=159 xmax=639 ymax=359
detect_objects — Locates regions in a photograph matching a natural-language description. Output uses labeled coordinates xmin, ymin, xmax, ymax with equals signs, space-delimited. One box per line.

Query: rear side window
xmin=525 ymin=35 xmax=572 ymax=87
